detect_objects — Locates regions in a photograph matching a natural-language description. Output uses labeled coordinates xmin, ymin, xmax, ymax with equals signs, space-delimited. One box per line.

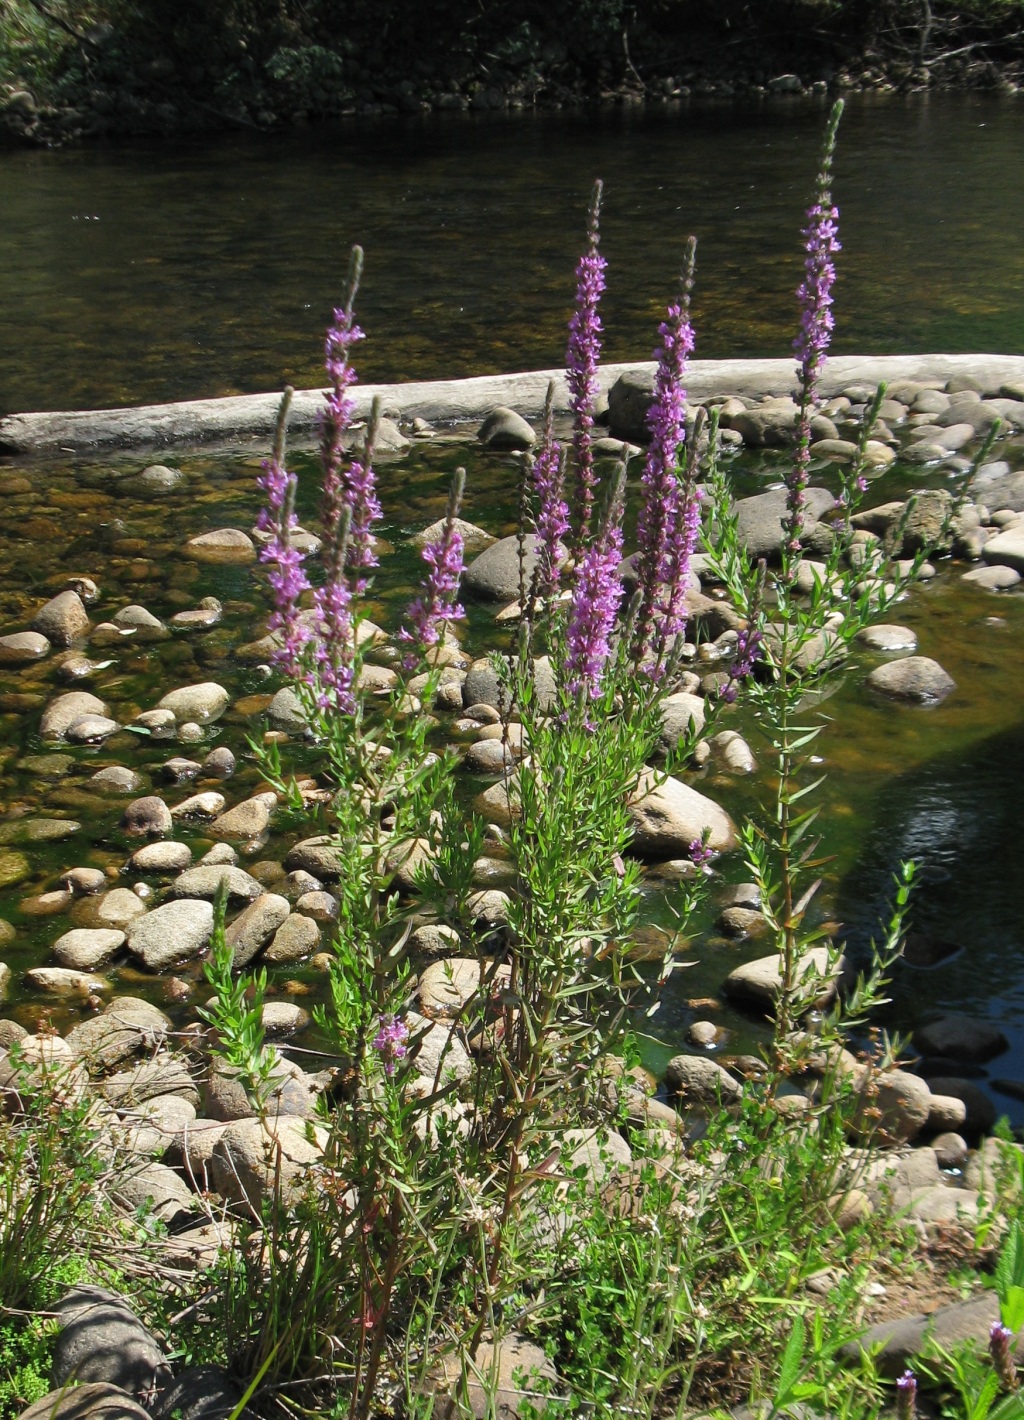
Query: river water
xmin=1 ymin=93 xmax=1023 ymax=1120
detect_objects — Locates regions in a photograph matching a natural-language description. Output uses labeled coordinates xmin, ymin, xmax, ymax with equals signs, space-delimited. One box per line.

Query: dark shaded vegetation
xmin=1 ymin=0 xmax=1023 ymax=142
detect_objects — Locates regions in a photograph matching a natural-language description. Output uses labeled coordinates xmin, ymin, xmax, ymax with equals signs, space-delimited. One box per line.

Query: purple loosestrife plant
xmin=632 ymin=238 xmax=698 ymax=663
xmin=320 ymin=246 xmax=382 ymax=592
xmin=563 ymin=467 xmax=625 ymax=713
xmin=256 ymin=386 xmax=313 ymax=679
xmin=372 ymin=1013 xmax=409 ymax=1077
xmin=990 ymin=1322 xmax=1020 ymax=1392
xmin=399 ymin=468 xmax=467 ymax=668
xmin=786 ymin=99 xmax=843 ymax=563
xmin=895 ymin=1370 xmax=918 ymax=1420
xmin=530 ymin=383 xmax=570 ymax=605
xmin=566 ymin=179 xmax=607 ymax=553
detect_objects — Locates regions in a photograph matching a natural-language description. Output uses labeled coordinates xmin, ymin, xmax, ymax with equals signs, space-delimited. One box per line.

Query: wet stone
xmin=130 ymin=841 xmax=193 ymax=874
xmin=52 ymin=927 xmax=126 ymax=970
xmin=89 ymin=765 xmax=144 ymax=795
xmin=31 ymin=589 xmax=90 ymax=646
xmin=171 ymin=865 xmax=262 ymax=902
xmin=0 ymin=630 xmax=50 ymax=664
xmin=72 ymin=888 xmax=148 ymax=931
xmin=121 ymin=796 xmax=173 ymax=837
xmin=67 ymin=714 xmax=120 ymax=744
xmin=857 ymin=624 xmax=918 ymax=653
xmin=60 ymin=867 xmax=107 ymax=894
xmin=41 ymin=691 xmax=108 ymax=738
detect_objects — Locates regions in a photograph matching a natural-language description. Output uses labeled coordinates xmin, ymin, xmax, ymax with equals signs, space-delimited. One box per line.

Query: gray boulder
xmin=65 ymin=997 xmax=171 ymax=1071
xmin=477 ymin=406 xmax=536 ymax=450
xmin=210 ymin=1115 xmax=328 ymax=1210
xmin=913 ymin=1014 xmax=1009 ymax=1065
xmin=19 ymin=1384 xmax=151 ymax=1420
xmin=157 ymin=682 xmax=229 ymax=723
xmin=32 ymin=590 xmax=90 ymax=646
xmin=628 ymin=771 xmax=736 ymax=858
xmin=121 ymin=796 xmax=173 ymax=837
xmin=224 ymin=893 xmax=290 ymax=968
xmin=264 ymin=912 xmax=320 ymax=963
xmin=126 ymin=899 xmax=215 ymax=971
xmin=982 ymin=524 xmax=1024 ymax=573
xmin=52 ymin=928 xmax=125 ymax=971
xmin=40 ymin=690 xmax=107 ymax=739
xmin=866 ymin=656 xmax=955 ymax=704
xmin=0 ymin=631 xmax=50 ymax=665
xmin=463 ymin=653 xmax=555 ymax=713
xmin=113 ymin=1162 xmax=197 ymax=1228
xmin=733 ymin=487 xmax=836 ymax=559
xmin=664 ymin=1054 xmax=743 ymax=1106
xmin=170 ymin=865 xmax=262 ymax=902
xmin=463 ymin=534 xmax=561 ymax=603
xmin=51 ymin=1285 xmax=168 ymax=1394
xmin=152 ymin=1366 xmax=250 ymax=1420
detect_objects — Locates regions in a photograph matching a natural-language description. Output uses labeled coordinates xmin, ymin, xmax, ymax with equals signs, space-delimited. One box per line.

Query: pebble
xmin=962 ymin=564 xmax=1020 ymax=591
xmin=89 ymin=766 xmax=144 ymax=795
xmin=130 ymin=841 xmax=193 ymax=874
xmin=0 ymin=631 xmax=50 ymax=665
xmin=171 ymin=792 xmax=226 ymax=819
xmin=157 ymin=682 xmax=230 ymax=723
xmin=67 ymin=714 xmax=120 ymax=743
xmin=31 ymin=589 xmax=90 ymax=645
xmin=121 ymin=796 xmax=173 ymax=837
xmin=40 ymin=691 xmax=107 ymax=738
xmin=25 ymin=966 xmax=108 ymax=996
xmin=856 ymin=624 xmax=918 ymax=653
xmin=60 ymin=867 xmax=107 ymax=894
xmin=52 ymin=927 xmax=125 ymax=970
xmin=866 ymin=656 xmax=955 ymax=704
xmin=171 ymin=865 xmax=262 ymax=902
xmin=184 ymin=528 xmax=256 ymax=564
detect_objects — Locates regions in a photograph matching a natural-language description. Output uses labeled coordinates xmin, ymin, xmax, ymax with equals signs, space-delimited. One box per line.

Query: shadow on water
xmin=837 ymin=721 xmax=1024 ymax=1124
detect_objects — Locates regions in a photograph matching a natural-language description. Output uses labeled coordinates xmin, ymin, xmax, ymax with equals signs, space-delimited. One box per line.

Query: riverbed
xmin=1 ymin=92 xmax=1022 ymax=1123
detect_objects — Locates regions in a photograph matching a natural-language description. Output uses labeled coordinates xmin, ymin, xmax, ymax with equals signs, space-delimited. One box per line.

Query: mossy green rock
xmin=0 ymin=850 xmax=30 ymax=888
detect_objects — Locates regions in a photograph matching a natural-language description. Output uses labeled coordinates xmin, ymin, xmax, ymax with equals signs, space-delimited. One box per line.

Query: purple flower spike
xmin=895 ymin=1370 xmax=917 ymax=1420
xmin=566 ymin=180 xmax=607 ymax=551
xmin=319 ymin=247 xmax=382 ymax=592
xmin=687 ymin=837 xmax=714 ymax=869
xmin=990 ymin=1321 xmax=1020 ymax=1392
xmin=787 ymin=101 xmax=843 ymax=560
xmin=531 ymin=383 xmax=569 ymax=601
xmin=372 ymin=1013 xmax=409 ymax=1076
xmin=399 ymin=468 xmax=467 ymax=668
xmin=257 ymin=388 xmax=312 ymax=678
xmin=564 ymin=471 xmax=625 ymax=712
xmin=633 ymin=239 xmax=699 ymax=671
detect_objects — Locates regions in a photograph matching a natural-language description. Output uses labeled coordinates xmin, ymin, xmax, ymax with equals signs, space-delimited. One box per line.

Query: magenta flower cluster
xmin=564 ymin=510 xmax=624 ymax=713
xmin=255 ymin=428 xmax=312 ymax=681
xmin=990 ymin=1322 xmax=1020 ymax=1392
xmin=531 ymin=407 xmax=570 ymax=598
xmin=787 ymin=103 xmax=843 ymax=557
xmin=633 ymin=254 xmax=700 ymax=667
xmin=372 ymin=1013 xmax=409 ymax=1076
xmin=895 ymin=1370 xmax=917 ymax=1420
xmin=259 ymin=249 xmax=388 ymax=713
xmin=566 ymin=181 xmax=607 ymax=547
xmin=399 ymin=502 xmax=466 ymax=667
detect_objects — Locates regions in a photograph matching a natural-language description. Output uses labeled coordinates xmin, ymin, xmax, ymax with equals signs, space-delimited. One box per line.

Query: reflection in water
xmin=1 ymin=94 xmax=1023 ymax=412
xmin=838 ymin=725 xmax=1024 ymax=1121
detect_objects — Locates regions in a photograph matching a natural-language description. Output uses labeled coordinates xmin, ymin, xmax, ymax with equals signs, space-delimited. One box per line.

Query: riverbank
xmin=5 ymin=354 xmax=1024 ymax=455
xmin=2 ymin=0 xmax=1023 ymax=149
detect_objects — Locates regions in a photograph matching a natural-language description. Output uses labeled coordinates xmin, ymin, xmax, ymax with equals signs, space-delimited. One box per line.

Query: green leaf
xmin=774 ymin=1312 xmax=806 ymax=1406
